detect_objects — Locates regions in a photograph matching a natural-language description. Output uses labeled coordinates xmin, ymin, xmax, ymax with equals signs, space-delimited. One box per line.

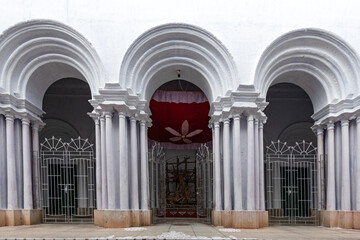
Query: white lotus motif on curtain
xmin=165 ymin=120 xmax=203 ymax=144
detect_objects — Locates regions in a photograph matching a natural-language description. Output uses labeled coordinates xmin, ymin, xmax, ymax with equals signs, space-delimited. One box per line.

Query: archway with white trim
xmin=120 ymin=23 xmax=238 ymax=103
xmin=256 ymin=28 xmax=360 ymax=228
xmin=0 ymin=20 xmax=104 ymax=226
xmin=255 ymin=28 xmax=360 ymax=114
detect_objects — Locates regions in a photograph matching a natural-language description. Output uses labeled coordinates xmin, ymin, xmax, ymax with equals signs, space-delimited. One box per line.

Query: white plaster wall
xmin=1 ymin=0 xmax=360 ymax=89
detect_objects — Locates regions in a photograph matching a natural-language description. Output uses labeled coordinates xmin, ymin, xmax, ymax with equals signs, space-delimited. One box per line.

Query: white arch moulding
xmin=255 ymin=28 xmax=360 ymax=115
xmin=119 ymin=23 xmax=238 ymax=103
xmin=0 ymin=19 xmax=105 ymax=110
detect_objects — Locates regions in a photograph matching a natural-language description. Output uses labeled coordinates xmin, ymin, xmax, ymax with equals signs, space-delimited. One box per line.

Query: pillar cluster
xmin=91 ymin=107 xmax=151 ymax=228
xmin=317 ymin=116 xmax=360 ymax=229
xmin=211 ymin=109 xmax=267 ymax=228
xmin=0 ymin=111 xmax=43 ymax=226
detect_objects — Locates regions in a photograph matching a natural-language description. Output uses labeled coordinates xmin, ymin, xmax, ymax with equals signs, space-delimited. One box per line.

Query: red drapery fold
xmin=148 ymin=91 xmax=212 ymax=149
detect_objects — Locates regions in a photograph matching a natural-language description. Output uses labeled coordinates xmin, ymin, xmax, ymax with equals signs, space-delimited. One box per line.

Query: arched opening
xmin=41 ymin=78 xmax=94 ymax=142
xmin=148 ymin=79 xmax=213 ymax=222
xmin=264 ymin=83 xmax=315 ymax=146
xmin=39 ymin=78 xmax=96 ymax=223
xmin=118 ymin=24 xmax=236 ymax=224
xmin=264 ymin=82 xmax=318 ymax=225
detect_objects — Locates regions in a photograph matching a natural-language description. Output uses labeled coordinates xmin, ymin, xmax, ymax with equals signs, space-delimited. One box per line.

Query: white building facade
xmin=0 ymin=0 xmax=359 ymax=229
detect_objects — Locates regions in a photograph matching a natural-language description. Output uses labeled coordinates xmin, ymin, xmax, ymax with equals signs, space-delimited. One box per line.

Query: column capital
xmin=259 ymin=122 xmax=264 ymax=129
xmin=140 ymin=119 xmax=148 ymax=126
xmin=104 ymin=111 xmax=113 ymax=118
xmin=247 ymin=114 xmax=254 ymax=122
xmin=341 ymin=119 xmax=349 ymax=127
xmin=94 ymin=118 xmax=100 ymax=125
xmin=5 ymin=113 xmax=14 ymax=121
xmin=130 ymin=116 xmax=137 ymax=122
xmin=213 ymin=121 xmax=220 ymax=128
xmin=223 ymin=118 xmax=230 ymax=124
xmin=232 ymin=114 xmax=241 ymax=120
xmin=22 ymin=118 xmax=31 ymax=126
xmin=356 ymin=116 xmax=360 ymax=123
xmin=327 ymin=121 xmax=335 ymax=130
xmin=31 ymin=122 xmax=40 ymax=131
xmin=316 ymin=127 xmax=324 ymax=136
xmin=118 ymin=111 xmax=127 ymax=118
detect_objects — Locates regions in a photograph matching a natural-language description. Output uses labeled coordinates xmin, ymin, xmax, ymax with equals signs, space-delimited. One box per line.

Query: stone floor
xmin=0 ymin=220 xmax=359 ymax=239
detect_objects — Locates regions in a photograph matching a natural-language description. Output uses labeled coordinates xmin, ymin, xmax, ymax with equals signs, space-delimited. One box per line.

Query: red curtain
xmin=148 ymin=97 xmax=211 ymax=148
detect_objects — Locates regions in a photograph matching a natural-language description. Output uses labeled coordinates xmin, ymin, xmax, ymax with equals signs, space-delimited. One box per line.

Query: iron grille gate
xmin=265 ymin=140 xmax=318 ymax=225
xmin=196 ymin=144 xmax=213 ymax=223
xmin=149 ymin=143 xmax=213 ymax=223
xmin=40 ymin=137 xmax=96 ymax=223
xmin=149 ymin=143 xmax=166 ymax=223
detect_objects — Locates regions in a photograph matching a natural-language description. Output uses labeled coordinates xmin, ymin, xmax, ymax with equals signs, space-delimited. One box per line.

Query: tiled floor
xmin=0 ymin=220 xmax=359 ymax=239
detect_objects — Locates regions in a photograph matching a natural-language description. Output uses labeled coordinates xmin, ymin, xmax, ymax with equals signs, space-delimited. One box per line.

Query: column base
xmin=21 ymin=209 xmax=43 ymax=225
xmin=320 ymin=210 xmax=359 ymax=229
xmin=5 ymin=210 xmax=22 ymax=226
xmin=212 ymin=210 xmax=268 ymax=229
xmin=354 ymin=211 xmax=360 ymax=229
xmin=0 ymin=209 xmax=43 ymax=227
xmin=0 ymin=210 xmax=5 ymax=227
xmin=94 ymin=210 xmax=151 ymax=228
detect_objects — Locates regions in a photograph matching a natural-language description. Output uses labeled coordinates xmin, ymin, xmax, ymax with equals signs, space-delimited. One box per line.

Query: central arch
xmin=119 ymin=23 xmax=238 ymax=103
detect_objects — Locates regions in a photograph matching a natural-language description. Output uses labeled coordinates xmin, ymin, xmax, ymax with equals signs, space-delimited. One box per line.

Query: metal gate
xmin=40 ymin=136 xmax=96 ymax=223
xmin=196 ymin=144 xmax=213 ymax=223
xmin=265 ymin=140 xmax=318 ymax=225
xmin=149 ymin=142 xmax=166 ymax=223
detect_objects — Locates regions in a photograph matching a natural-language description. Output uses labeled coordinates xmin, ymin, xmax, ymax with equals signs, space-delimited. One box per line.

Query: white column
xmin=32 ymin=123 xmax=40 ymax=209
xmin=247 ymin=114 xmax=255 ymax=210
xmin=14 ymin=119 xmax=23 ymax=208
xmin=341 ymin=120 xmax=351 ymax=211
xmin=22 ymin=118 xmax=33 ymax=209
xmin=130 ymin=117 xmax=139 ymax=209
xmin=259 ymin=121 xmax=265 ymax=210
xmin=233 ymin=115 xmax=242 ymax=210
xmin=105 ymin=112 xmax=115 ymax=209
xmin=100 ymin=116 xmax=107 ymax=209
xmin=0 ymin=115 xmax=7 ymax=209
xmin=214 ymin=122 xmax=222 ymax=210
xmin=140 ymin=120 xmax=149 ymax=210
xmin=223 ymin=119 xmax=231 ymax=210
xmin=6 ymin=114 xmax=18 ymax=209
xmin=316 ymin=127 xmax=324 ymax=210
xmin=254 ymin=119 xmax=260 ymax=210
xmin=94 ymin=118 xmax=102 ymax=209
xmin=119 ymin=112 xmax=129 ymax=209
xmin=356 ymin=117 xmax=360 ymax=211
xmin=326 ymin=122 xmax=336 ymax=210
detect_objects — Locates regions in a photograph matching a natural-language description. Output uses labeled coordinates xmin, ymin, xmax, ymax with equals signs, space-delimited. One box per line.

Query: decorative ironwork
xmin=148 ymin=142 xmax=166 ymax=222
xmin=166 ymin=155 xmax=197 ymax=208
xmin=265 ymin=140 xmax=318 ymax=225
xmin=67 ymin=137 xmax=93 ymax=152
xmin=40 ymin=136 xmax=96 ymax=223
xmin=40 ymin=136 xmax=67 ymax=152
xmin=196 ymin=144 xmax=213 ymax=223
xmin=148 ymin=142 xmax=213 ymax=222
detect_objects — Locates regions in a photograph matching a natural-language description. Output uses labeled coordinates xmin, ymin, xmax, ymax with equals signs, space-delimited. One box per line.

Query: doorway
xmin=148 ymin=80 xmax=213 ymax=223
xmin=264 ymin=83 xmax=319 ymax=225
xmin=40 ymin=78 xmax=96 ymax=223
